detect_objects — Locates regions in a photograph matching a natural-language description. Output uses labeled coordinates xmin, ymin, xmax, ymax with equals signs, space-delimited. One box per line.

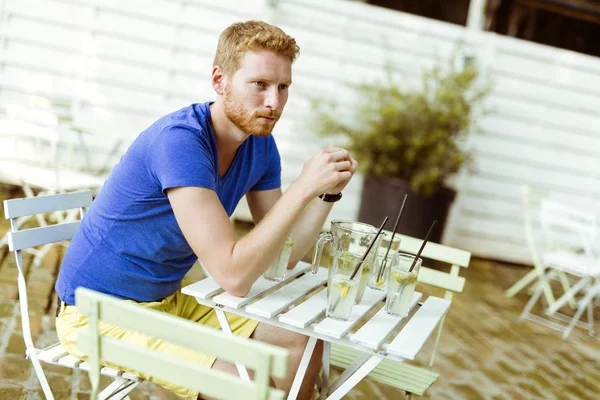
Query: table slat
xmin=245 ymin=268 xmax=328 ymax=318
xmin=385 ymin=297 xmax=451 ymax=360
xmin=212 ymin=263 xmax=311 ymax=309
xmin=350 ymin=292 xmax=422 ymax=350
xmin=313 ymin=287 xmax=386 ymax=340
xmin=181 ymin=278 xmax=223 ymax=299
xmin=278 ymin=289 xmax=327 ymax=328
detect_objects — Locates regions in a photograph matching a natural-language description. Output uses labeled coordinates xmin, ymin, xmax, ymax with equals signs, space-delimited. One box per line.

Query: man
xmin=55 ymin=20 xmax=357 ymax=400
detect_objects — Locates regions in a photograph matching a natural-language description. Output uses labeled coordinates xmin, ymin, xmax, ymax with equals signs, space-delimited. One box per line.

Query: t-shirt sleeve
xmin=251 ymin=137 xmax=282 ymax=191
xmin=147 ymin=125 xmax=217 ymax=193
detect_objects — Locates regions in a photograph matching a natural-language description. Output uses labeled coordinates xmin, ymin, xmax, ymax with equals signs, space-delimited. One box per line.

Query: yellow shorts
xmin=56 ymin=288 xmax=259 ymax=400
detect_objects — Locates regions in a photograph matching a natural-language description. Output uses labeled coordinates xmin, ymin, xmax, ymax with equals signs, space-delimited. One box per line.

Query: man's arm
xmin=168 ymin=147 xmax=354 ymax=297
xmin=246 ymin=151 xmax=358 ymax=269
xmin=247 ymin=189 xmax=332 ymax=268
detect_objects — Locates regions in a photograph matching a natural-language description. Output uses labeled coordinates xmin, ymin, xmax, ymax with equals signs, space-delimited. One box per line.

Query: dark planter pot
xmin=358 ymin=175 xmax=456 ymax=244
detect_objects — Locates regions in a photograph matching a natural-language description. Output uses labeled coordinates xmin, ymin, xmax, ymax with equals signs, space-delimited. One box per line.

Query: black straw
xmin=376 ymin=194 xmax=408 ymax=282
xmin=349 ymin=216 xmax=389 ymax=281
xmin=408 ymin=220 xmax=438 ymax=273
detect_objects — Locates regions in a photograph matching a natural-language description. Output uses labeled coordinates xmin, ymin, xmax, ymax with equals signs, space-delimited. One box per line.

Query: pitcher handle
xmin=311 ymin=231 xmax=333 ymax=274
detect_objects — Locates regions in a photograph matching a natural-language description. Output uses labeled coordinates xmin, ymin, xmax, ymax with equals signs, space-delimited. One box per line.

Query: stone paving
xmin=0 ymin=185 xmax=599 ymax=399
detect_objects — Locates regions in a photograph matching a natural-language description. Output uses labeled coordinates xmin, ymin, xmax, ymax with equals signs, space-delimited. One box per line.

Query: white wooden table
xmin=182 ymin=261 xmax=451 ymax=400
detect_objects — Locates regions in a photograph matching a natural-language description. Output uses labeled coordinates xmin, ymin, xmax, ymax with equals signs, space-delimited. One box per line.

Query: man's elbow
xmin=221 ymin=278 xmax=251 ymax=297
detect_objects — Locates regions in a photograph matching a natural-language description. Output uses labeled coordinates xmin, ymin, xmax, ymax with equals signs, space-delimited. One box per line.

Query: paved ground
xmin=0 ymin=184 xmax=599 ymax=399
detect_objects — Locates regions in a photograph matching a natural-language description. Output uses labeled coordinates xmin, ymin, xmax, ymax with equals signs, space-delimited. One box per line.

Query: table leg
xmin=214 ymin=309 xmax=251 ymax=382
xmin=287 ymin=336 xmax=318 ymax=400
xmin=318 ymin=341 xmax=330 ymax=399
xmin=325 ymin=355 xmax=384 ymax=400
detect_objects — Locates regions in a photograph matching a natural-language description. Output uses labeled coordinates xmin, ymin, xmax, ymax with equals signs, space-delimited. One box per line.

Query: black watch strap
xmin=318 ymin=192 xmax=342 ymax=203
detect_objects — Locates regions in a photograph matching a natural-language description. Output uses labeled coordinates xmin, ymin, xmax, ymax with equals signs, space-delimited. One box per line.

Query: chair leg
xmin=506 ymin=269 xmax=538 ymax=297
xmin=563 ymin=286 xmax=597 ymax=340
xmin=32 ymin=243 xmax=55 ymax=268
xmin=587 ymin=300 xmax=595 ymax=337
xmin=28 ymin=348 xmax=55 ymax=400
xmin=546 ymin=277 xmax=590 ymax=316
xmin=520 ymin=271 xmax=556 ymax=322
xmin=557 ymin=272 xmax=578 ymax=309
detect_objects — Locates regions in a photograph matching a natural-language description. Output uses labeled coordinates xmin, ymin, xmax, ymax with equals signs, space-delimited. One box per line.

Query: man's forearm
xmin=288 ymin=197 xmax=334 ymax=266
xmin=228 ymin=183 xmax=313 ymax=295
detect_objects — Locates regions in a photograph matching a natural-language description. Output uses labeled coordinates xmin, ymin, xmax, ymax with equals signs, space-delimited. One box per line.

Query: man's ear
xmin=212 ymin=66 xmax=226 ymax=95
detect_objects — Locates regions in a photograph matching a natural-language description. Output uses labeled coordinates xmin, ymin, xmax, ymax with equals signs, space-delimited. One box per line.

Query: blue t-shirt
xmin=55 ymin=102 xmax=281 ymax=304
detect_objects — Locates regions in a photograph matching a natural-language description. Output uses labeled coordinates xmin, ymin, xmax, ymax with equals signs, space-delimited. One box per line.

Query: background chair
xmin=76 ymin=287 xmax=290 ymax=400
xmin=519 ymin=198 xmax=600 ymax=339
xmin=4 ymin=190 xmax=141 ymax=400
xmin=506 ymin=185 xmax=576 ymax=308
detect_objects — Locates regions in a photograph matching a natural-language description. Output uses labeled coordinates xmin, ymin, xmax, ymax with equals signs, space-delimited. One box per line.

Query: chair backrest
xmin=3 ymin=190 xmax=92 ymax=394
xmin=521 ymin=185 xmax=548 ymax=272
xmin=540 ymin=198 xmax=599 ymax=261
xmin=4 ymin=191 xmax=92 ymax=252
xmin=75 ymin=287 xmax=289 ymax=400
xmin=383 ymin=231 xmax=471 ymax=301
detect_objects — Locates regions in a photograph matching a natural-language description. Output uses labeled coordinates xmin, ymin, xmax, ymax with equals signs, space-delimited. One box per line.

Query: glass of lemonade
xmin=369 ymin=236 xmax=401 ymax=291
xmin=354 ymin=232 xmax=385 ymax=304
xmin=327 ymin=251 xmax=363 ymax=320
xmin=385 ymin=253 xmax=421 ymax=317
xmin=263 ymin=235 xmax=294 ymax=282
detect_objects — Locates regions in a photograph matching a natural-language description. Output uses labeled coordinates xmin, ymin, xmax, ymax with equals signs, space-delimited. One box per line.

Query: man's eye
xmin=279 ymin=84 xmax=288 ymax=90
xmin=255 ymin=81 xmax=266 ymax=88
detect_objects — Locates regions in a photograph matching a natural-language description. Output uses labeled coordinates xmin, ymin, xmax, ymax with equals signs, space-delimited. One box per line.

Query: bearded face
xmin=220 ymin=50 xmax=291 ymax=137
xmin=223 ymin=83 xmax=281 ymax=137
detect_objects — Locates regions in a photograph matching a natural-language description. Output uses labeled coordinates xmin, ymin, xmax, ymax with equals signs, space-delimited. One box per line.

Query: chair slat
xmin=75 ymin=288 xmax=289 ymax=378
xmin=57 ymin=354 xmax=83 ymax=368
xmin=246 ymin=267 xmax=327 ymax=318
xmin=8 ymin=221 xmax=81 ymax=251
xmin=313 ymin=287 xmax=386 ymax=340
xmin=350 ymin=292 xmax=422 ymax=350
xmin=392 ymin=232 xmax=471 ymax=267
xmin=418 ymin=267 xmax=465 ymax=293
xmin=212 ymin=263 xmax=310 ymax=309
xmin=78 ymin=332 xmax=286 ymax=400
xmin=101 ymin=367 xmax=123 ymax=378
xmin=38 ymin=343 xmax=68 ymax=363
xmin=385 ymin=297 xmax=451 ymax=360
xmin=3 ymin=191 xmax=92 ymax=218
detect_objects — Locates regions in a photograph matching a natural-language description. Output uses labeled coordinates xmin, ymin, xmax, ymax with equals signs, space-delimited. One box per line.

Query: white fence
xmin=1 ymin=0 xmax=599 ymax=264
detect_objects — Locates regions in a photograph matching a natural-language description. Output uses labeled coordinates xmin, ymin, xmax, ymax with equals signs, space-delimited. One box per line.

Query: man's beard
xmin=223 ymin=86 xmax=280 ymax=137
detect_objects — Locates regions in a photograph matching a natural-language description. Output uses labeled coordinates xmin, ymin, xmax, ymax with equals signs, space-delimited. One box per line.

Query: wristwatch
xmin=318 ymin=192 xmax=343 ymax=203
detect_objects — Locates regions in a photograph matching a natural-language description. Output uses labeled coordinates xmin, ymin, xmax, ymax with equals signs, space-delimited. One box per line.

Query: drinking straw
xmin=337 ymin=216 xmax=389 ymax=300
xmin=408 ymin=220 xmax=438 ymax=273
xmin=375 ymin=194 xmax=408 ymax=284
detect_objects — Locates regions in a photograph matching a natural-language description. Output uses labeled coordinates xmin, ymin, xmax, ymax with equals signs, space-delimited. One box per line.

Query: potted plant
xmin=310 ymin=54 xmax=492 ymax=242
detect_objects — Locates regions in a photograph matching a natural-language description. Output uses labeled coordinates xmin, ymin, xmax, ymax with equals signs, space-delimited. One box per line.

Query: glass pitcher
xmin=311 ymin=220 xmax=383 ymax=302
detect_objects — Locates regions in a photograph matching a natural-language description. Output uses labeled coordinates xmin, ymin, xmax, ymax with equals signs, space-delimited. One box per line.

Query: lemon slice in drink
xmin=341 ymin=285 xmax=349 ymax=297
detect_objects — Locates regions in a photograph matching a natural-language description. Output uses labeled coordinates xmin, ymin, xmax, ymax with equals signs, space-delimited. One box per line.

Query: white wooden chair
xmin=4 ymin=191 xmax=142 ymax=400
xmin=506 ymin=185 xmax=576 ymax=308
xmin=76 ymin=287 xmax=290 ymax=400
xmin=329 ymin=232 xmax=471 ymax=397
xmin=519 ymin=198 xmax=600 ymax=339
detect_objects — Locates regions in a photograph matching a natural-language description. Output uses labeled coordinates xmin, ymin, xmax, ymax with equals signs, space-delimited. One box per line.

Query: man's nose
xmin=264 ymin=87 xmax=281 ymax=111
